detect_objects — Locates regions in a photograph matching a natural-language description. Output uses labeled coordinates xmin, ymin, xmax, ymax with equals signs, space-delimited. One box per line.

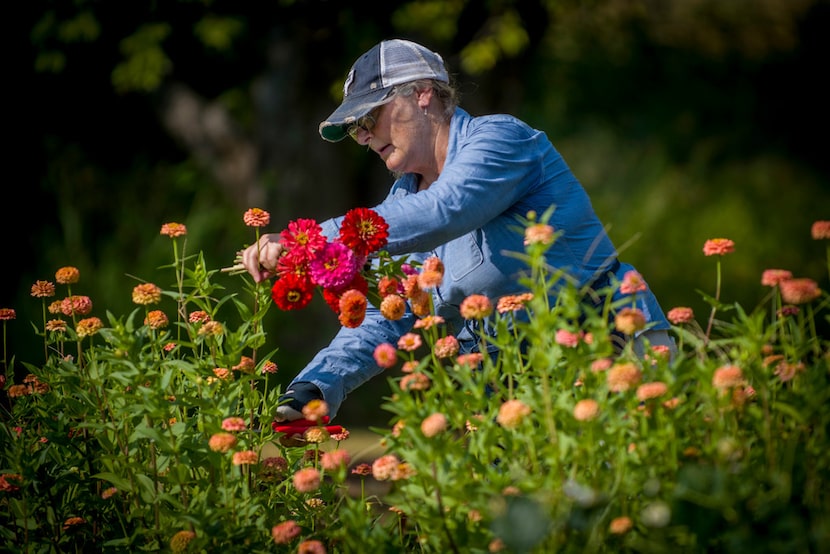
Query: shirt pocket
xmin=443 ymin=230 xmax=484 ymax=281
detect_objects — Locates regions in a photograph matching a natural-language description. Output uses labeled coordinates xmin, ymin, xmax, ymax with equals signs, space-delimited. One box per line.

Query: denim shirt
xmin=293 ymin=107 xmax=670 ymax=417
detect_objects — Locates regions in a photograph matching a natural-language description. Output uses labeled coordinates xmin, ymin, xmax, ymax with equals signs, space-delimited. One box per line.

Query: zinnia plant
xmin=0 ymin=211 xmax=828 ymax=553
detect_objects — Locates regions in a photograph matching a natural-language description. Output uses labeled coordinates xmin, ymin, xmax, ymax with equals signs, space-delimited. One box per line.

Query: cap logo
xmin=343 ymin=68 xmax=355 ymax=98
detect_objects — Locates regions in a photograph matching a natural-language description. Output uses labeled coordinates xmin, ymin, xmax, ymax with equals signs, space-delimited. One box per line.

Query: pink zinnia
xmin=280 ymin=218 xmax=326 ymax=260
xmin=555 ymin=329 xmax=581 ymax=348
xmin=373 ymin=342 xmax=398 ymax=369
xmin=433 ymin=336 xmax=460 ymax=358
xmin=456 ymin=352 xmax=484 ymax=368
xmin=293 ymin=467 xmax=321 ymax=492
xmin=243 ymin=208 xmax=270 ymax=227
xmin=61 ymin=295 xmax=93 ymax=316
xmin=702 ymin=238 xmax=735 ymax=256
xmin=372 ymin=454 xmax=401 ymax=481
xmin=188 ymin=310 xmax=211 ymax=323
xmin=619 ymin=270 xmax=647 ymax=294
xmin=221 ymin=417 xmax=247 ymax=432
xmin=400 ymin=372 xmax=430 ymax=391
xmin=397 ymin=333 xmax=423 ymax=352
xmin=779 ymin=278 xmax=821 ymax=304
xmin=761 ymin=269 xmax=793 ymax=287
xmin=811 ymin=220 xmax=830 ymax=240
xmin=321 ymin=449 xmax=352 ymax=471
xmin=310 ymin=242 xmax=359 ymax=289
xmin=667 ymin=307 xmax=695 ymax=324
xmin=271 ymin=520 xmax=302 ymax=544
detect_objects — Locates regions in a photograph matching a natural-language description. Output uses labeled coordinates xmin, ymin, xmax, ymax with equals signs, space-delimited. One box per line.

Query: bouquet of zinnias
xmin=269 ymin=207 xmax=400 ymax=328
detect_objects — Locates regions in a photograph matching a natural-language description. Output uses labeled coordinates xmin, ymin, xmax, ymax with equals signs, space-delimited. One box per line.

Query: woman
xmin=242 ymin=39 xmax=675 ymax=421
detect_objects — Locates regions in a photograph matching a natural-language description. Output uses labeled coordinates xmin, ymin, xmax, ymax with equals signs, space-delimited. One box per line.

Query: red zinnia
xmin=339 ymin=208 xmax=389 ymax=257
xmin=271 ymin=274 xmax=315 ymax=311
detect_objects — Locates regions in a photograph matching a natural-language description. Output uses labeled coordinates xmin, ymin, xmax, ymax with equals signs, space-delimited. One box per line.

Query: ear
xmin=416 ymin=87 xmax=435 ymax=109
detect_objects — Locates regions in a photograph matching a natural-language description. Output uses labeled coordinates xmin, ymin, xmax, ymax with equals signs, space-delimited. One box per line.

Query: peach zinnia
xmin=144 ymin=310 xmax=169 ymax=330
xmin=298 ymin=400 xmax=327 ymax=423
xmin=433 ymin=336 xmax=460 ymax=358
xmin=160 ymin=222 xmax=187 ymax=237
xmin=420 ymin=412 xmax=448 ymax=437
xmin=779 ymin=278 xmax=821 ymax=304
xmin=208 ymin=432 xmax=237 ymax=452
xmin=55 ymin=266 xmax=80 ymax=285
xmin=61 ymin=295 xmax=93 ymax=316
xmin=31 ymin=280 xmax=56 ymax=298
xmin=573 ymin=399 xmax=600 ymax=421
xmin=607 ymin=362 xmax=642 ymax=392
xmin=380 ymin=294 xmax=406 ymax=320
xmin=609 ymin=516 xmax=633 ymax=535
xmin=524 ymin=223 xmax=555 ymax=245
xmin=636 ymin=381 xmax=669 ymax=401
xmin=496 ymin=399 xmax=531 ymax=429
xmin=702 ymin=238 xmax=735 ymax=256
xmin=221 ymin=417 xmax=247 ymax=432
xmin=460 ymin=294 xmax=493 ymax=319
xmin=132 ymin=283 xmax=162 ymax=305
xmin=496 ymin=292 xmax=534 ymax=313
xmin=712 ymin=365 xmax=744 ymax=389
xmin=76 ymin=317 xmax=104 ymax=338
xmin=169 ymin=530 xmax=196 ymax=553
xmin=614 ymin=307 xmax=646 ymax=335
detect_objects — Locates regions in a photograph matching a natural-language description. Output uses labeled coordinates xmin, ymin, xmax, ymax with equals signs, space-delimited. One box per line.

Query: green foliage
xmin=2 ymin=213 xmax=828 ymax=552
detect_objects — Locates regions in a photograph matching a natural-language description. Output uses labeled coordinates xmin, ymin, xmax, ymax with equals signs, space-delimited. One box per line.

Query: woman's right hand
xmin=241 ymin=233 xmax=284 ymax=282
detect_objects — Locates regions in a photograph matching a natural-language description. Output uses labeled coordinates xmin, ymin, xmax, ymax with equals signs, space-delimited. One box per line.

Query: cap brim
xmin=318 ymin=86 xmax=393 ymax=142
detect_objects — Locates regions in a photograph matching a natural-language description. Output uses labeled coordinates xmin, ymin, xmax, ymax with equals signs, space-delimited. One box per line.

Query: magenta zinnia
xmin=339 ymin=207 xmax=389 ymax=257
xmin=309 ymin=241 xmax=359 ymax=289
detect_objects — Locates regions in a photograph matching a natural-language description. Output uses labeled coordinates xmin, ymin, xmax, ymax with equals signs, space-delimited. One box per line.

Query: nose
xmin=355 ymin=127 xmax=373 ymax=145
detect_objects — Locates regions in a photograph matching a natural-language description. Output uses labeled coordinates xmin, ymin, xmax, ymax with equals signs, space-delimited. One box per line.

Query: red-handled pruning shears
xmin=272 ymin=416 xmax=343 ymax=436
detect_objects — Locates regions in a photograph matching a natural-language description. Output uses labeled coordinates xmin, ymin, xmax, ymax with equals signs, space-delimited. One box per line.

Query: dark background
xmin=6 ymin=0 xmax=830 ymax=425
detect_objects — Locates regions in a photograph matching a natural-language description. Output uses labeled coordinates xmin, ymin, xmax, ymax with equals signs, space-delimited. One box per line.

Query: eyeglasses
xmin=346 ymin=109 xmax=378 ymax=141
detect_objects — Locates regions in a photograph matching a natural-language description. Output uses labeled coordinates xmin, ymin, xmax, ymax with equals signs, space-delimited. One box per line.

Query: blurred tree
xmin=8 ymin=0 xmax=829 ymax=423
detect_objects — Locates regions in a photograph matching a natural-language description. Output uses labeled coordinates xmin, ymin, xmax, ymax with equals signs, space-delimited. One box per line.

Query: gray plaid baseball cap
xmin=319 ymin=39 xmax=449 ymax=142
